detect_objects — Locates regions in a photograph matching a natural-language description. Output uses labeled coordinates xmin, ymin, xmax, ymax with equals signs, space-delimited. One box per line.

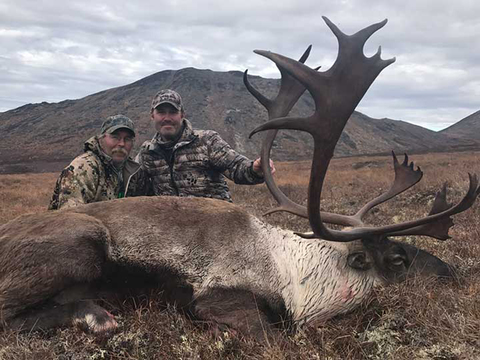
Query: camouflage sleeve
xmin=207 ymin=132 xmax=264 ymax=185
xmin=48 ymin=155 xmax=100 ymax=210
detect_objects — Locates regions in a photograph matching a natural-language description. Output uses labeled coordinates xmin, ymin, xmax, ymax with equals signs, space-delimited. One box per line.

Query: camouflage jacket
xmin=49 ymin=136 xmax=148 ymax=210
xmin=136 ymin=119 xmax=264 ymax=202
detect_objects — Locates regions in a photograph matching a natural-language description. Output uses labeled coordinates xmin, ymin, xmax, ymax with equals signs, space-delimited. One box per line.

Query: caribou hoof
xmin=73 ymin=303 xmax=118 ymax=335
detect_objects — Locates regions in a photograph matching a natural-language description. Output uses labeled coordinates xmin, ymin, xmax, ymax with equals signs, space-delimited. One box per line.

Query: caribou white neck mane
xmin=256 ymin=219 xmax=376 ymax=326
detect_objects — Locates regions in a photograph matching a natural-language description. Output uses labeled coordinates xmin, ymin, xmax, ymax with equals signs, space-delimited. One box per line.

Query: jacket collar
xmin=85 ymin=136 xmax=113 ymax=165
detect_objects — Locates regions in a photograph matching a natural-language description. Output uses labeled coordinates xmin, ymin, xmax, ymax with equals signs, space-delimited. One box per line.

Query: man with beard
xmin=136 ymin=89 xmax=275 ymax=202
xmin=49 ymin=115 xmax=148 ymax=210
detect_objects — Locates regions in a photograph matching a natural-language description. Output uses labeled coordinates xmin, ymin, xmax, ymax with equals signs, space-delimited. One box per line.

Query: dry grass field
xmin=0 ymin=151 xmax=479 ymax=359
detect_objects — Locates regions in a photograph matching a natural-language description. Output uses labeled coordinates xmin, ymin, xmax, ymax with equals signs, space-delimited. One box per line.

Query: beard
xmin=159 ymin=122 xmax=185 ymax=143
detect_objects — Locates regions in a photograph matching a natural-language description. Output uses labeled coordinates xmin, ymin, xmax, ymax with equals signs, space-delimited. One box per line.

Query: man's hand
xmin=252 ymin=158 xmax=276 ymax=176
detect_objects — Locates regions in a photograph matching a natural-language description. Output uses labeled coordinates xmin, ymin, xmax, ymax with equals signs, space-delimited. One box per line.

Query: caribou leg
xmin=0 ymin=212 xmax=111 ymax=332
xmin=193 ymin=287 xmax=290 ymax=343
xmin=8 ymin=298 xmax=117 ymax=334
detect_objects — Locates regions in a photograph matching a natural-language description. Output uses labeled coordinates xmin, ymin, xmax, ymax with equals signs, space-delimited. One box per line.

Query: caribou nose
xmin=437 ymin=262 xmax=457 ymax=280
xmin=408 ymin=247 xmax=454 ymax=279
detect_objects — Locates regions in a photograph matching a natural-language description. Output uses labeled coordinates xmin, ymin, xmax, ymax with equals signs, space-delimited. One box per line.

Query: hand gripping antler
xmin=249 ymin=17 xmax=480 ymax=242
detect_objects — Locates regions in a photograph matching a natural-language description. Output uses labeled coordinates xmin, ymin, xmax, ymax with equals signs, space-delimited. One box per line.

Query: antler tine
xmin=298 ymin=44 xmax=312 ymax=63
xmin=323 ymin=16 xmax=389 ymax=61
xmin=389 ymin=183 xmax=453 ymax=240
xmin=353 ymin=152 xmax=423 ymax=221
xmin=429 ymin=183 xmax=451 ymax=215
xmin=243 ymin=70 xmax=273 ymax=110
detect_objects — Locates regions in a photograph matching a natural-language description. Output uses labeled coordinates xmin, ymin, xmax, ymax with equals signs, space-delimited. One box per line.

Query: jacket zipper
xmin=168 ymin=148 xmax=180 ymax=196
xmin=124 ymin=165 xmax=141 ymax=197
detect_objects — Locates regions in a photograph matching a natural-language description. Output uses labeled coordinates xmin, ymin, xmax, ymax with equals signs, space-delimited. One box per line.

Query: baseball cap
xmin=100 ymin=114 xmax=136 ymax=136
xmin=151 ymin=89 xmax=183 ymax=111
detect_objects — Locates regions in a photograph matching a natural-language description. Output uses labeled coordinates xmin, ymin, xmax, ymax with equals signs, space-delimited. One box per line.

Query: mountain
xmin=439 ymin=110 xmax=480 ymax=141
xmin=0 ymin=67 xmax=477 ymax=173
xmin=339 ymin=112 xmax=478 ymax=156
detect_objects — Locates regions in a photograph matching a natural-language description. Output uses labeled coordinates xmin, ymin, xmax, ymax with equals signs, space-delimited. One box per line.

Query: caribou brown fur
xmin=1 ymin=18 xmax=479 ymax=342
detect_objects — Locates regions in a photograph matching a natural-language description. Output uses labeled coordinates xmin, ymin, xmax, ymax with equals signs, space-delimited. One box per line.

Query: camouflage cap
xmin=151 ymin=89 xmax=183 ymax=112
xmin=100 ymin=114 xmax=136 ymax=136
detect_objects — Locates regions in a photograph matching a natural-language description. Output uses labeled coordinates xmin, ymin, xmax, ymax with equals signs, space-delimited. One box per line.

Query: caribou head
xmin=244 ymin=17 xmax=478 ymax=283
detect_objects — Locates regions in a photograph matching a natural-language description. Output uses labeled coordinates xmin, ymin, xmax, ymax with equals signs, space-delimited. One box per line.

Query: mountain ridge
xmin=1 ymin=67 xmax=478 ymax=173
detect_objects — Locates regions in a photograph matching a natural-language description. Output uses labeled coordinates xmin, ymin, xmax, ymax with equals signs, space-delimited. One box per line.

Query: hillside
xmin=440 ymin=110 xmax=480 ymax=141
xmin=0 ymin=67 xmax=476 ymax=173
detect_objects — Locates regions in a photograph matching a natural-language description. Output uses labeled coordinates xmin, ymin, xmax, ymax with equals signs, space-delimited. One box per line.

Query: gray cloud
xmin=1 ymin=0 xmax=478 ymax=130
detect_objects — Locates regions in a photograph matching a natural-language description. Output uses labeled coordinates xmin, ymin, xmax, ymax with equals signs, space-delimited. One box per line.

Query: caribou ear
xmin=347 ymin=252 xmax=372 ymax=271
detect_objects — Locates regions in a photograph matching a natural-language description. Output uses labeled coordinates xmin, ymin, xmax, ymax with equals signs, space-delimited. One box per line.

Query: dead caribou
xmin=1 ymin=17 xmax=479 ymax=342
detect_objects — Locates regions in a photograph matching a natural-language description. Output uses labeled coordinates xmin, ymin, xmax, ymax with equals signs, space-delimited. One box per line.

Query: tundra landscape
xmin=0 ymin=151 xmax=479 ymax=359
xmin=1 ymin=12 xmax=480 ymax=360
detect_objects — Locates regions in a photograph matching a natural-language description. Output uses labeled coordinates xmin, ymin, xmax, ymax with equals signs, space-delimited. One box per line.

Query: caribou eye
xmin=347 ymin=252 xmax=372 ymax=271
xmin=386 ymin=254 xmax=407 ymax=268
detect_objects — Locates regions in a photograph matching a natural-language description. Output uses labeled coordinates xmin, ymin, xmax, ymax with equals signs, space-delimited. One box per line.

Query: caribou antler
xmin=245 ymin=44 xmax=368 ymax=228
xmin=248 ymin=17 xmax=480 ymax=242
xmin=244 ymin=44 xmax=315 ymax=195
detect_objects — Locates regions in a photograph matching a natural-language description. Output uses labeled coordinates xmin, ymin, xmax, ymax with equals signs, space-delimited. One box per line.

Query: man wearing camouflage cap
xmin=49 ymin=114 xmax=148 ymax=210
xmin=136 ymin=89 xmax=275 ymax=202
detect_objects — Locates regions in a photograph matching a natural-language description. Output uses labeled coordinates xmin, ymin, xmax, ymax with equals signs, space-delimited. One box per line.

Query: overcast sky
xmin=1 ymin=0 xmax=478 ymax=131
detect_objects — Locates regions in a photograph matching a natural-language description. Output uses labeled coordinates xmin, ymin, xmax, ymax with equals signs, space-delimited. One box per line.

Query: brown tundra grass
xmin=0 ymin=151 xmax=479 ymax=359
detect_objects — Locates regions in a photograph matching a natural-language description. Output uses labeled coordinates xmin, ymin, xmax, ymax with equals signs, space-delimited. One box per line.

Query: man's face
xmin=99 ymin=129 xmax=134 ymax=164
xmin=151 ymin=103 xmax=184 ymax=141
